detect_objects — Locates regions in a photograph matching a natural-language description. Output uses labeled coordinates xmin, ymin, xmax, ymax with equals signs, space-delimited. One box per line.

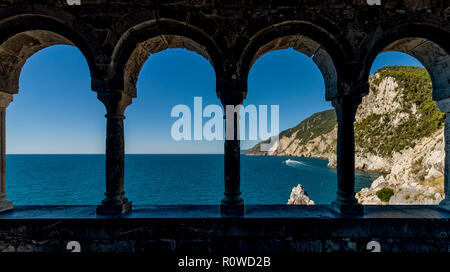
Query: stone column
xmin=96 ymin=91 xmax=132 ymax=215
xmin=436 ymin=98 xmax=450 ymax=209
xmin=0 ymin=92 xmax=13 ymax=213
xmin=331 ymin=94 xmax=364 ymax=215
xmin=218 ymin=80 xmax=246 ymax=216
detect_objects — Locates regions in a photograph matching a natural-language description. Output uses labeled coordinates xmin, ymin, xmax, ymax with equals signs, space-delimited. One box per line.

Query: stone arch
xmin=359 ymin=23 xmax=450 ymax=208
xmin=360 ymin=23 xmax=450 ymax=101
xmin=0 ymin=14 xmax=100 ymax=94
xmin=111 ymin=19 xmax=225 ymax=98
xmin=238 ymin=21 xmax=350 ymax=100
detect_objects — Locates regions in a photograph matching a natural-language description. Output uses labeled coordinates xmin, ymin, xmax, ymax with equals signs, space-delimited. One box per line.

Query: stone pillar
xmin=96 ymin=91 xmax=132 ymax=215
xmin=0 ymin=92 xmax=13 ymax=213
xmin=218 ymin=80 xmax=246 ymax=216
xmin=436 ymin=98 xmax=450 ymax=209
xmin=331 ymin=94 xmax=364 ymax=215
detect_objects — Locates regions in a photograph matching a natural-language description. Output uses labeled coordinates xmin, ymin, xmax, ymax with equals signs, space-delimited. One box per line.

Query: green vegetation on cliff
xmin=247 ymin=109 xmax=336 ymax=154
xmin=280 ymin=110 xmax=336 ymax=141
xmin=355 ymin=66 xmax=445 ymax=156
xmin=247 ymin=66 xmax=444 ymax=159
xmin=376 ymin=187 xmax=394 ymax=202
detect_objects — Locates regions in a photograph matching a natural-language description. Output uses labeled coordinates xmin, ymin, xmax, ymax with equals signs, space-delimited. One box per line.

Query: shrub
xmin=355 ymin=66 xmax=445 ymax=157
xmin=376 ymin=188 xmax=394 ymax=202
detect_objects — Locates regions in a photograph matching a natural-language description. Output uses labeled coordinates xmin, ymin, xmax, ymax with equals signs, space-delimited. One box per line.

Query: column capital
xmin=218 ymin=78 xmax=245 ymax=216
xmin=216 ymin=77 xmax=246 ymax=106
xmin=0 ymin=92 xmax=13 ymax=108
xmin=97 ymin=91 xmax=132 ymax=117
xmin=0 ymin=94 xmax=13 ymax=212
xmin=331 ymin=94 xmax=362 ymax=122
xmin=331 ymin=94 xmax=363 ymax=215
xmin=96 ymin=91 xmax=132 ymax=215
xmin=337 ymin=81 xmax=369 ymax=97
xmin=440 ymin=108 xmax=450 ymax=211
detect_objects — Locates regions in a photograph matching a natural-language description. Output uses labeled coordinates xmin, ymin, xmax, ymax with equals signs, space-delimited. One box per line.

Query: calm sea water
xmin=5 ymin=154 xmax=380 ymax=205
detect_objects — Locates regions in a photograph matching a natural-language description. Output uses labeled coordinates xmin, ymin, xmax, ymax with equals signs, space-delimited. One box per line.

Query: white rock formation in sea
xmin=287 ymin=184 xmax=315 ymax=205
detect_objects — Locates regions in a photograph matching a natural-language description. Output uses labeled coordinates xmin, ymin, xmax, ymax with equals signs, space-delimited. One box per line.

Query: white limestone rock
xmin=370 ymin=176 xmax=388 ymax=190
xmin=425 ymin=166 xmax=443 ymax=181
xmin=327 ymin=154 xmax=337 ymax=168
xmin=355 ymin=128 xmax=445 ymax=205
xmin=287 ymin=184 xmax=315 ymax=205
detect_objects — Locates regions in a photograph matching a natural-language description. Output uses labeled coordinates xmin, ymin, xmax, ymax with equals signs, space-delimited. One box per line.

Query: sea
xmin=5 ymin=154 xmax=381 ymax=205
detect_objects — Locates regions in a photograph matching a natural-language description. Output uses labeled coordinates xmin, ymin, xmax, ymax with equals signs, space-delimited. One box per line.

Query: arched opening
xmin=0 ymin=30 xmax=96 ymax=93
xmin=123 ymin=38 xmax=223 ymax=204
xmin=119 ymin=34 xmax=215 ymax=98
xmin=3 ymin=43 xmax=104 ymax=205
xmin=356 ymin=37 xmax=450 ymax=205
xmin=242 ymin=36 xmax=380 ymax=205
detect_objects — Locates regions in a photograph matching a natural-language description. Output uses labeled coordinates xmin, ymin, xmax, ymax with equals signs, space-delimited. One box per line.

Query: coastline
xmin=245 ymin=153 xmax=388 ymax=175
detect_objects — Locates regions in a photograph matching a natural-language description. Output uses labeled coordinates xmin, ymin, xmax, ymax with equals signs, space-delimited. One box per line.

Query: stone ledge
xmin=0 ymin=205 xmax=448 ymax=252
xmin=1 ymin=205 xmax=449 ymax=219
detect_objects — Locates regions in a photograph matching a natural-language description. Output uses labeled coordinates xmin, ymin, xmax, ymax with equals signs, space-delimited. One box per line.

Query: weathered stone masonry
xmin=0 ymin=0 xmax=449 ymax=253
xmin=0 ymin=205 xmax=449 ymax=253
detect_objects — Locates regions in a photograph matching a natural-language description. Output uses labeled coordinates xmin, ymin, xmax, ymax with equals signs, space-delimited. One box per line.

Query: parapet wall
xmin=0 ymin=205 xmax=448 ymax=253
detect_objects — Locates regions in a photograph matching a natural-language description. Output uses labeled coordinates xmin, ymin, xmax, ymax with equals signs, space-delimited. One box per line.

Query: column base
xmin=220 ymin=198 xmax=244 ymax=217
xmin=97 ymin=200 xmax=132 ymax=215
xmin=0 ymin=200 xmax=13 ymax=213
xmin=332 ymin=201 xmax=364 ymax=216
xmin=438 ymin=198 xmax=450 ymax=211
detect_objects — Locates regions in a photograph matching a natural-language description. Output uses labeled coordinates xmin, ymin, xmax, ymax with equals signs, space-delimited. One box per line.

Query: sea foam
xmin=284 ymin=159 xmax=304 ymax=166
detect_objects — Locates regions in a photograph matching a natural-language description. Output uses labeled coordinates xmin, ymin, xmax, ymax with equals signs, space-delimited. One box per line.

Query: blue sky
xmin=6 ymin=46 xmax=423 ymax=154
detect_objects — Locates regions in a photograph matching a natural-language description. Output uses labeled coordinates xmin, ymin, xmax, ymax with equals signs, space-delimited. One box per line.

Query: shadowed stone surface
xmin=0 ymin=1 xmax=448 ymax=249
xmin=0 ymin=2 xmax=448 ymax=214
xmin=0 ymin=205 xmax=448 ymax=253
xmin=0 ymin=1 xmax=447 ymax=98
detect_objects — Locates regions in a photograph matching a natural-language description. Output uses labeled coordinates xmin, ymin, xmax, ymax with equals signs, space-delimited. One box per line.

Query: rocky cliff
xmin=356 ymin=128 xmax=445 ymax=204
xmin=246 ymin=109 xmax=337 ymax=160
xmin=248 ymin=66 xmax=446 ymax=205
